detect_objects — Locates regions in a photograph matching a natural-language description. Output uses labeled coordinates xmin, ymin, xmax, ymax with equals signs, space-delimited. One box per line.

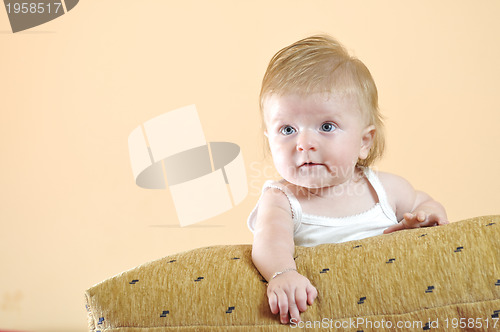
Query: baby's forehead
xmin=263 ymin=92 xmax=368 ymax=125
xmin=263 ymin=92 xmax=359 ymax=113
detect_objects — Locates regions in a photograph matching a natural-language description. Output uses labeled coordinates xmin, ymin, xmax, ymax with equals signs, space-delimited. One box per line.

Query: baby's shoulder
xmin=374 ymin=170 xmax=416 ymax=212
xmin=375 ymin=171 xmax=413 ymax=191
xmin=374 ymin=171 xmax=415 ymax=195
xmin=259 ymin=183 xmax=293 ymax=216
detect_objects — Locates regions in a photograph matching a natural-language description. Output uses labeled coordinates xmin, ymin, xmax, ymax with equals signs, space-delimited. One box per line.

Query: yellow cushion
xmin=85 ymin=216 xmax=500 ymax=331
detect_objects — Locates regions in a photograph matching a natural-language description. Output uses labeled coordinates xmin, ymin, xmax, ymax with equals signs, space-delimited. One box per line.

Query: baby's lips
xmin=299 ymin=162 xmax=323 ymax=167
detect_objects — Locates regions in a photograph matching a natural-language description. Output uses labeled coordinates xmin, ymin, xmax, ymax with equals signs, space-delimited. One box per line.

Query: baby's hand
xmin=266 ymin=270 xmax=317 ymax=324
xmin=383 ymin=210 xmax=448 ymax=234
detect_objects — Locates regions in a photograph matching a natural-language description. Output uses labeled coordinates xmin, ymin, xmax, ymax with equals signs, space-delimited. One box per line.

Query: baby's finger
xmin=404 ymin=213 xmax=423 ymax=227
xmin=403 ymin=212 xmax=415 ymax=220
xmin=383 ymin=222 xmax=405 ymax=234
xmin=438 ymin=218 xmax=449 ymax=225
xmin=427 ymin=214 xmax=449 ymax=226
xmin=276 ymin=290 xmax=290 ymax=324
xmin=403 ymin=212 xmax=418 ymax=223
xmin=306 ymin=284 xmax=318 ymax=305
xmin=267 ymin=290 xmax=279 ymax=315
xmin=416 ymin=211 xmax=427 ymax=223
xmin=294 ymin=287 xmax=308 ymax=313
xmin=288 ymin=296 xmax=301 ymax=324
xmin=425 ymin=213 xmax=439 ymax=224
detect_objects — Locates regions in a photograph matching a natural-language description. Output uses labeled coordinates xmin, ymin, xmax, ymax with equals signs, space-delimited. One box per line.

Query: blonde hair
xmin=260 ymin=35 xmax=385 ymax=167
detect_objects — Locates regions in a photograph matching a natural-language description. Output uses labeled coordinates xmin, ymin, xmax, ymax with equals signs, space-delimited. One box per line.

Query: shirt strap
xmin=247 ymin=180 xmax=302 ymax=232
xmin=364 ymin=168 xmax=398 ymax=222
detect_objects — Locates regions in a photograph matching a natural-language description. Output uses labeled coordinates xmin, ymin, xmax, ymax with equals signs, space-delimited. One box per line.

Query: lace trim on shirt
xmin=264 ymin=183 xmax=296 ymax=221
xmin=302 ymin=203 xmax=381 ymax=222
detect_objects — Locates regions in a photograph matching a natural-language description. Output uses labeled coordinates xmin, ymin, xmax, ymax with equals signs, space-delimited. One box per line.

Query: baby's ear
xmin=359 ymin=125 xmax=375 ymax=160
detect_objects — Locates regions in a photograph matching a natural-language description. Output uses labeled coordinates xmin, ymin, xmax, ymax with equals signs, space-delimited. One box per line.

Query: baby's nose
xmin=296 ymin=131 xmax=317 ymax=151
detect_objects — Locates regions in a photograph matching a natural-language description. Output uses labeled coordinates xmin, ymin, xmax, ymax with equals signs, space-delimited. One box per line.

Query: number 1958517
xmin=6 ymin=2 xmax=62 ymax=14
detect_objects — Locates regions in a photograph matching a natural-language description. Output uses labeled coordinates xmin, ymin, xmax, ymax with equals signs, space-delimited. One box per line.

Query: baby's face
xmin=263 ymin=92 xmax=374 ymax=188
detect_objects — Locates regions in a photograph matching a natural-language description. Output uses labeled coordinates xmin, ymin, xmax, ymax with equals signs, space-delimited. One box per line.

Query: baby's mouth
xmin=298 ymin=162 xmax=332 ymax=175
xmin=299 ymin=162 xmax=324 ymax=168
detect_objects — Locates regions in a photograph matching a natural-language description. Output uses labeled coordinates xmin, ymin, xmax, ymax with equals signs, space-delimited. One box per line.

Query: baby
xmin=247 ymin=35 xmax=448 ymax=325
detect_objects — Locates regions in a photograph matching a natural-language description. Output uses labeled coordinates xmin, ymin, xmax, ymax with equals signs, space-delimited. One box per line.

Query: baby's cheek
xmin=274 ymin=159 xmax=293 ymax=177
xmin=278 ymin=163 xmax=299 ymax=184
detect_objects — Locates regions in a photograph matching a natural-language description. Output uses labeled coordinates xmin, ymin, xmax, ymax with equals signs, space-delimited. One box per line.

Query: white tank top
xmin=247 ymin=168 xmax=399 ymax=247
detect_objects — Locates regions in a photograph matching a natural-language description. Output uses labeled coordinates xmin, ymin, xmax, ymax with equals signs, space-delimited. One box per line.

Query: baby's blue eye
xmin=321 ymin=122 xmax=337 ymax=132
xmin=280 ymin=125 xmax=296 ymax=135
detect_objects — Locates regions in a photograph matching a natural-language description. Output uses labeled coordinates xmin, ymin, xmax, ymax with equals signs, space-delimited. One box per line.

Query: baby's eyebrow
xmin=267 ymin=115 xmax=290 ymax=126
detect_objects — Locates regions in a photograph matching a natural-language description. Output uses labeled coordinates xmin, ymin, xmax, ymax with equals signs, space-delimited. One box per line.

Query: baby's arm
xmin=379 ymin=172 xmax=448 ymax=234
xmin=251 ymin=188 xmax=317 ymax=324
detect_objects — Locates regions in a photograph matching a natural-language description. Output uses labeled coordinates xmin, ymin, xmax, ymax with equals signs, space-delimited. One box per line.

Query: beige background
xmin=1 ymin=1 xmax=499 ymax=331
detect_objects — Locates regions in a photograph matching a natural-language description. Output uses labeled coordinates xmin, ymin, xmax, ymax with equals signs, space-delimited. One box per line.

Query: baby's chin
xmin=282 ymin=174 xmax=338 ymax=189
xmin=279 ymin=167 xmax=337 ymax=188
